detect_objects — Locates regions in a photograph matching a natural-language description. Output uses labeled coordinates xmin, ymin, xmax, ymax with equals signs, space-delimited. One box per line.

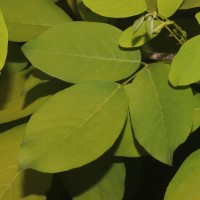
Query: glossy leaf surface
xmin=169 ymin=35 xmax=200 ymax=86
xmin=165 ymin=149 xmax=200 ymax=200
xmin=61 ymin=157 xmax=125 ymax=200
xmin=22 ymin=22 xmax=141 ymax=83
xmin=82 ymin=0 xmax=147 ymax=18
xmin=0 ymin=0 xmax=71 ymax=42
xmin=0 ymin=124 xmax=51 ymax=200
xmin=157 ymin=0 xmax=183 ymax=18
xmin=0 ymin=8 xmax=8 ymax=71
xmin=20 ymin=81 xmax=128 ymax=172
xmin=129 ymin=63 xmax=193 ymax=165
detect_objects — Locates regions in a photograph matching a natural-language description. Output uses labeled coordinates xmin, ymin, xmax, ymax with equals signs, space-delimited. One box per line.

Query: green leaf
xmin=0 ymin=124 xmax=51 ymax=200
xmin=114 ymin=85 xmax=145 ymax=157
xmin=191 ymin=92 xmax=200 ymax=132
xmin=0 ymin=8 xmax=8 ymax=71
xmin=0 ymin=0 xmax=71 ymax=42
xmin=180 ymin=0 xmax=200 ymax=9
xmin=82 ymin=0 xmax=147 ymax=18
xmin=145 ymin=0 xmax=157 ymax=12
xmin=169 ymin=35 xmax=200 ymax=86
xmin=20 ymin=80 xmax=128 ymax=173
xmin=164 ymin=149 xmax=200 ymax=200
xmin=22 ymin=22 xmax=141 ymax=83
xmin=0 ymin=67 xmax=64 ymax=123
xmin=129 ymin=63 xmax=193 ymax=165
xmin=157 ymin=0 xmax=184 ymax=18
xmin=195 ymin=12 xmax=200 ymax=25
xmin=61 ymin=157 xmax=125 ymax=200
xmin=119 ymin=20 xmax=160 ymax=48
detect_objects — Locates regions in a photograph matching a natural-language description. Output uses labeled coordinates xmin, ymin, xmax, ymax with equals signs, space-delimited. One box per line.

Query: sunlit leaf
xmin=129 ymin=63 xmax=193 ymax=165
xmin=0 ymin=0 xmax=71 ymax=42
xmin=0 ymin=67 xmax=64 ymax=124
xmin=119 ymin=20 xmax=160 ymax=48
xmin=22 ymin=22 xmax=141 ymax=83
xmin=82 ymin=0 xmax=147 ymax=18
xmin=195 ymin=12 xmax=200 ymax=25
xmin=20 ymin=81 xmax=128 ymax=173
xmin=0 ymin=124 xmax=51 ymax=200
xmin=169 ymin=35 xmax=200 ymax=86
xmin=61 ymin=157 xmax=125 ymax=200
xmin=0 ymin=8 xmax=8 ymax=71
xmin=191 ymin=92 xmax=200 ymax=132
xmin=180 ymin=0 xmax=200 ymax=9
xmin=164 ymin=149 xmax=200 ymax=200
xmin=157 ymin=0 xmax=184 ymax=18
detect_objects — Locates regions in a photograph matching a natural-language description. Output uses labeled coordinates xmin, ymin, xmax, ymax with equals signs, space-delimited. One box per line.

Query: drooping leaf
xmin=0 ymin=67 xmax=64 ymax=124
xmin=0 ymin=0 xmax=71 ymax=42
xmin=82 ymin=0 xmax=147 ymax=18
xmin=114 ymin=85 xmax=145 ymax=157
xmin=179 ymin=0 xmax=200 ymax=9
xmin=22 ymin=22 xmax=141 ymax=83
xmin=119 ymin=20 xmax=160 ymax=48
xmin=191 ymin=92 xmax=200 ymax=132
xmin=195 ymin=12 xmax=200 ymax=25
xmin=0 ymin=124 xmax=52 ymax=200
xmin=20 ymin=80 xmax=128 ymax=173
xmin=157 ymin=0 xmax=184 ymax=18
xmin=61 ymin=157 xmax=125 ymax=200
xmin=0 ymin=8 xmax=8 ymax=71
xmin=169 ymin=35 xmax=200 ymax=86
xmin=164 ymin=149 xmax=200 ymax=200
xmin=129 ymin=63 xmax=193 ymax=165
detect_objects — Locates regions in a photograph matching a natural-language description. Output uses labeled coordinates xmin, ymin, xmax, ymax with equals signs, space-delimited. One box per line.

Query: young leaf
xmin=0 ymin=67 xmax=64 ymax=123
xmin=169 ymin=35 xmax=200 ymax=86
xmin=119 ymin=20 xmax=160 ymax=48
xmin=0 ymin=0 xmax=71 ymax=42
xmin=82 ymin=0 xmax=147 ymax=18
xmin=164 ymin=149 xmax=200 ymax=200
xmin=0 ymin=124 xmax=52 ymax=200
xmin=179 ymin=0 xmax=200 ymax=9
xmin=61 ymin=157 xmax=125 ymax=200
xmin=129 ymin=63 xmax=193 ymax=165
xmin=157 ymin=0 xmax=184 ymax=18
xmin=0 ymin=8 xmax=8 ymax=71
xmin=22 ymin=22 xmax=141 ymax=83
xmin=20 ymin=80 xmax=128 ymax=173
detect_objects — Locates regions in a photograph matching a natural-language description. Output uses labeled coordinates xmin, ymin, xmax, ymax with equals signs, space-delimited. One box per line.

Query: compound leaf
xmin=0 ymin=0 xmax=71 ymax=42
xmin=0 ymin=124 xmax=51 ymax=200
xmin=82 ymin=0 xmax=147 ymax=18
xmin=129 ymin=63 xmax=193 ymax=165
xmin=169 ymin=35 xmax=200 ymax=86
xmin=22 ymin=22 xmax=141 ymax=83
xmin=20 ymin=80 xmax=128 ymax=173
xmin=165 ymin=149 xmax=200 ymax=200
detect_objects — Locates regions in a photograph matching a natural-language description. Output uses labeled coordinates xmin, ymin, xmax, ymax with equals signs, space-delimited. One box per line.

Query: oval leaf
xmin=180 ymin=0 xmax=200 ymax=9
xmin=20 ymin=80 xmax=128 ymax=173
xmin=165 ymin=149 xmax=200 ymax=200
xmin=0 ymin=8 xmax=8 ymax=71
xmin=82 ymin=0 xmax=147 ymax=18
xmin=0 ymin=0 xmax=71 ymax=42
xmin=61 ymin=157 xmax=125 ymax=200
xmin=0 ymin=124 xmax=51 ymax=200
xmin=157 ymin=0 xmax=184 ymax=18
xmin=22 ymin=22 xmax=141 ymax=83
xmin=169 ymin=35 xmax=200 ymax=86
xmin=129 ymin=63 xmax=193 ymax=165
